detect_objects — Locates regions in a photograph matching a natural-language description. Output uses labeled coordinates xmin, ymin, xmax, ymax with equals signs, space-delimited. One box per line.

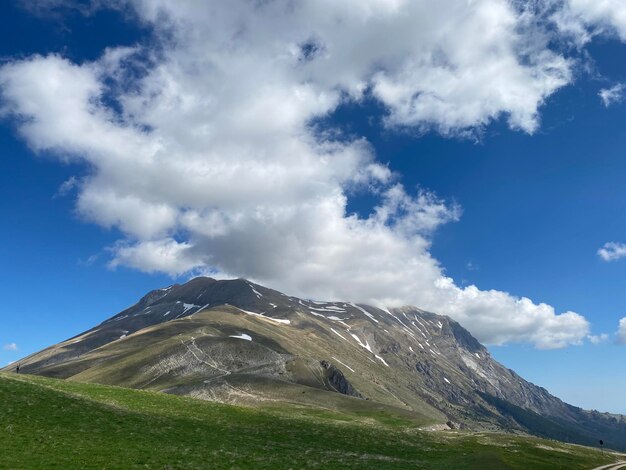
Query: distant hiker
xmin=15 ymin=364 xmax=20 ymax=374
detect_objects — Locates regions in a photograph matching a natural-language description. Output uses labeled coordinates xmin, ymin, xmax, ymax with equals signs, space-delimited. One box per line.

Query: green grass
xmin=0 ymin=373 xmax=620 ymax=469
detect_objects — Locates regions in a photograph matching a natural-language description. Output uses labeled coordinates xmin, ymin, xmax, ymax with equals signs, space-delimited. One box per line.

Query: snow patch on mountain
xmin=350 ymin=303 xmax=380 ymax=323
xmin=248 ymin=283 xmax=263 ymax=299
xmin=331 ymin=356 xmax=355 ymax=373
xmin=229 ymin=333 xmax=252 ymax=341
xmin=235 ymin=307 xmax=291 ymax=325
xmin=330 ymin=328 xmax=347 ymax=341
xmin=350 ymin=333 xmax=372 ymax=353
xmin=375 ymin=355 xmax=390 ymax=367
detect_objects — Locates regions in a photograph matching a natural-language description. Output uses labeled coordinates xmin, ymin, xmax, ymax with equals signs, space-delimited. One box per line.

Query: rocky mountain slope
xmin=6 ymin=277 xmax=626 ymax=449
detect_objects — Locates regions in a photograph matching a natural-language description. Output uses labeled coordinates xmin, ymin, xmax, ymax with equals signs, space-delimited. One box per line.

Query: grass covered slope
xmin=20 ymin=306 xmax=448 ymax=424
xmin=0 ymin=373 xmax=619 ymax=469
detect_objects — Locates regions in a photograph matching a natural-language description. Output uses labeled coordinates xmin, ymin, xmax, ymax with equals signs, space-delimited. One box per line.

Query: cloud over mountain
xmin=0 ymin=0 xmax=602 ymax=348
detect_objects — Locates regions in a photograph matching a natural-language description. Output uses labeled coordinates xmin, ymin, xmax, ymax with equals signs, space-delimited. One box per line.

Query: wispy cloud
xmin=598 ymin=242 xmax=626 ymax=261
xmin=466 ymin=261 xmax=479 ymax=272
xmin=599 ymin=84 xmax=625 ymax=107
xmin=54 ymin=175 xmax=79 ymax=198
xmin=2 ymin=343 xmax=18 ymax=351
xmin=78 ymin=253 xmax=100 ymax=267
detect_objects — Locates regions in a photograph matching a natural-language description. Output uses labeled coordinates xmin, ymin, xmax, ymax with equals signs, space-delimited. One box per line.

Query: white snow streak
xmin=327 ymin=316 xmax=346 ymax=321
xmin=330 ymin=328 xmax=347 ymax=340
xmin=235 ymin=307 xmax=291 ymax=324
xmin=248 ymin=283 xmax=263 ymax=299
xmin=350 ymin=303 xmax=379 ymax=323
xmin=229 ymin=333 xmax=252 ymax=341
xmin=350 ymin=333 xmax=373 ymax=353
xmin=331 ymin=356 xmax=355 ymax=373
xmin=182 ymin=303 xmax=199 ymax=314
xmin=375 ymin=354 xmax=390 ymax=367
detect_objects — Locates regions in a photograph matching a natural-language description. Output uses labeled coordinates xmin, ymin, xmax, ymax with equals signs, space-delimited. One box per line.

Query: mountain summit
xmin=7 ymin=277 xmax=626 ymax=449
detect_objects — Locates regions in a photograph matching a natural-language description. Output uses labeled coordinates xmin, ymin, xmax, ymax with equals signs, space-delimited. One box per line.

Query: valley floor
xmin=0 ymin=372 xmax=620 ymax=469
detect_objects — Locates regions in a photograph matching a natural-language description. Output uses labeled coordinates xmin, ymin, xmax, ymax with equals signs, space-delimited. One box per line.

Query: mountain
xmin=6 ymin=277 xmax=626 ymax=450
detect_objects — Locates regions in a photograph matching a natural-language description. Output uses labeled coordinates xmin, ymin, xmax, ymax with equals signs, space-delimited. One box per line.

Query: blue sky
xmin=2 ymin=1 xmax=626 ymax=412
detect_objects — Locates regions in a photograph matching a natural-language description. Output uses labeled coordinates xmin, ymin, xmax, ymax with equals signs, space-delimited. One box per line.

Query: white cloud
xmin=77 ymin=253 xmax=100 ymax=267
xmin=598 ymin=242 xmax=626 ymax=261
xmin=588 ymin=333 xmax=609 ymax=344
xmin=599 ymin=84 xmax=625 ymax=107
xmin=556 ymin=0 xmax=626 ymax=42
xmin=0 ymin=1 xmax=592 ymax=349
xmin=617 ymin=318 xmax=626 ymax=344
xmin=2 ymin=343 xmax=18 ymax=351
xmin=55 ymin=176 xmax=79 ymax=197
xmin=109 ymin=239 xmax=202 ymax=276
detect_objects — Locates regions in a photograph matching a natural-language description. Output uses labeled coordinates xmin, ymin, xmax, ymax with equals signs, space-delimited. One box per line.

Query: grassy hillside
xmin=0 ymin=373 xmax=619 ymax=469
xmin=17 ymin=307 xmax=448 ymax=423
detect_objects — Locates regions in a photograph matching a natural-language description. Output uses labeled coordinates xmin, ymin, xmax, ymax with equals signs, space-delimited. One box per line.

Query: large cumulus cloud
xmin=0 ymin=0 xmax=596 ymax=348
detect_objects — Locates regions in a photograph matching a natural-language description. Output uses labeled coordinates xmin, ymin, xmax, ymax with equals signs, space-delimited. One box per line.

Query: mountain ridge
xmin=6 ymin=276 xmax=626 ymax=450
